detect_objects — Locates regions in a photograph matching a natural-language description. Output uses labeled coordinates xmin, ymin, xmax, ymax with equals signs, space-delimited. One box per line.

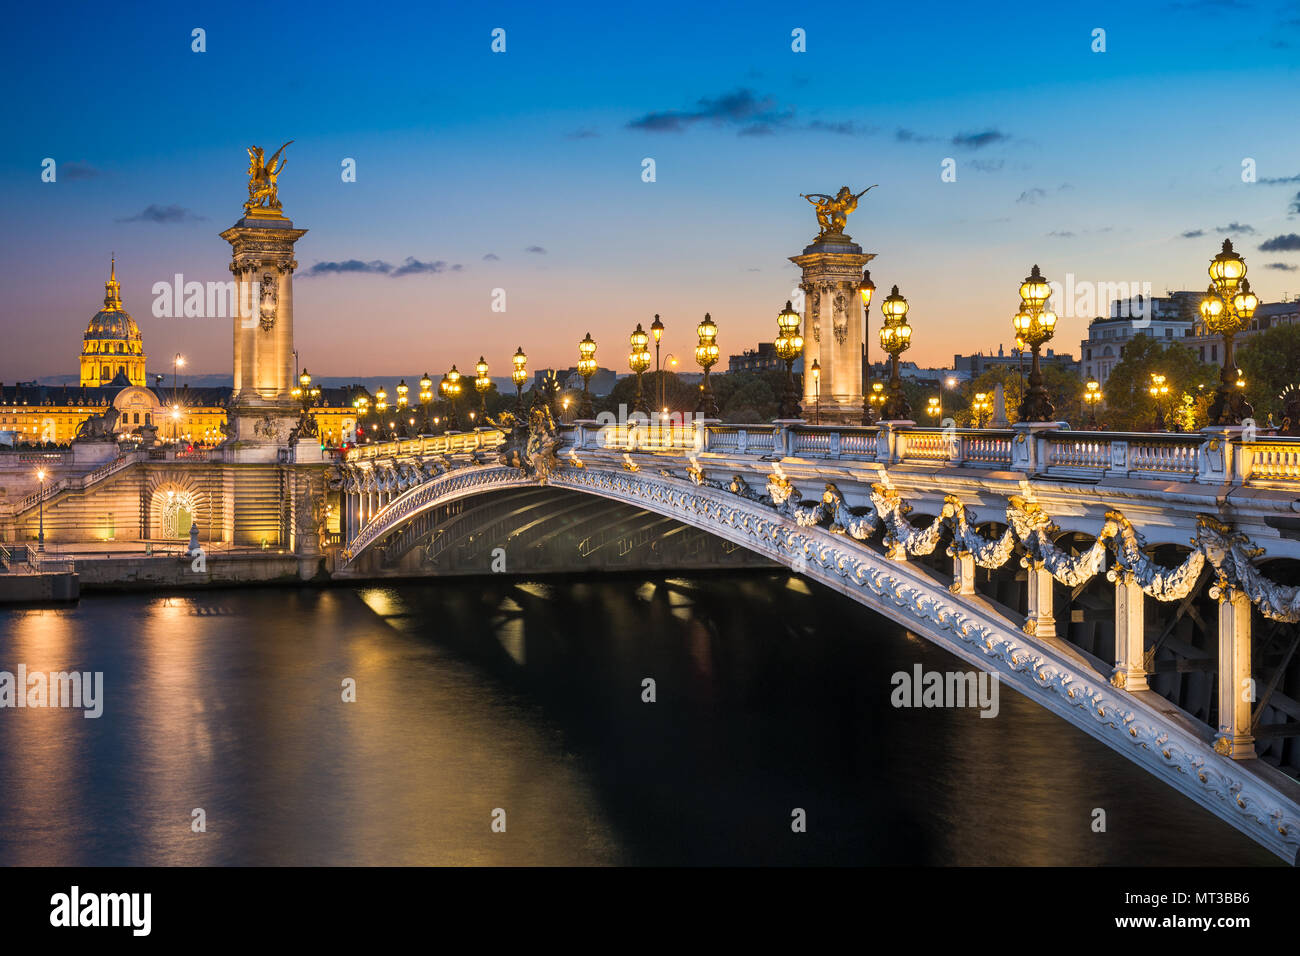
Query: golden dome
xmin=80 ymin=258 xmax=147 ymax=387
xmin=84 ymin=258 xmax=142 ymax=343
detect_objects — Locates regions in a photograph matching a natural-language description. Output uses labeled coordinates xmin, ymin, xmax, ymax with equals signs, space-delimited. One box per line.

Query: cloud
xmin=952 ymin=129 xmax=1008 ymax=150
xmin=391 ymin=257 xmax=458 ymax=277
xmin=565 ymin=128 xmax=598 ymax=139
xmin=116 ymin=204 xmax=206 ymax=224
xmin=1291 ymin=191 xmax=1300 ymax=216
xmin=968 ymin=159 xmax=1005 ymax=173
xmin=1180 ymin=229 xmax=1206 ymax=238
xmin=628 ymin=89 xmax=793 ymax=134
xmin=525 ymin=246 xmax=547 ymax=254
xmin=482 ymin=253 xmax=500 ymax=261
xmin=1258 ymin=173 xmax=1300 ymax=184
xmin=1216 ymin=221 xmax=1255 ymax=234
xmin=1264 ymin=262 xmax=1299 ymax=271
xmin=805 ymin=120 xmax=875 ymax=136
xmin=1259 ymin=234 xmax=1300 ymax=252
xmin=299 ymin=257 xmax=461 ymax=278
xmin=1047 ymin=230 xmax=1076 ymax=238
xmin=1016 ymin=188 xmax=1047 ymax=204
xmin=63 ymin=161 xmax=101 ymax=180
xmin=894 ymin=128 xmax=937 ymax=143
xmin=625 ymin=88 xmax=870 ymax=137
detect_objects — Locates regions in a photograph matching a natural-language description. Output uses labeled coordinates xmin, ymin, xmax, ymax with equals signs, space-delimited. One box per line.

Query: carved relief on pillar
xmin=832 ymin=285 xmax=849 ymax=345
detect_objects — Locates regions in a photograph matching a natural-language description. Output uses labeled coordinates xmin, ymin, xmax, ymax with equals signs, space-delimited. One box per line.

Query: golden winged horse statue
xmin=244 ymin=141 xmax=293 ymax=215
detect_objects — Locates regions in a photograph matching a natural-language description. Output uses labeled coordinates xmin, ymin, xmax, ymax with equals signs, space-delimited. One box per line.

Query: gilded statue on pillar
xmin=800 ymin=185 xmax=876 ymax=238
xmin=244 ymin=141 xmax=293 ymax=216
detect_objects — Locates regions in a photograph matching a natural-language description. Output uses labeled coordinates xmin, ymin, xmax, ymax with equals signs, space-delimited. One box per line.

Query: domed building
xmin=79 ymin=258 xmax=146 ymax=387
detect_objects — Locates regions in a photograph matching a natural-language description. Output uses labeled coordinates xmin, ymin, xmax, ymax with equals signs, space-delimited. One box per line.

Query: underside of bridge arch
xmin=346 ymin=487 xmax=779 ymax=577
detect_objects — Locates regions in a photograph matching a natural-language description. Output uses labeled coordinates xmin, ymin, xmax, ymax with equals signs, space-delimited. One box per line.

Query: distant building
xmin=953 ymin=345 xmax=1079 ymax=380
xmin=1080 ymin=292 xmax=1199 ymax=386
xmin=727 ymin=343 xmax=782 ymax=374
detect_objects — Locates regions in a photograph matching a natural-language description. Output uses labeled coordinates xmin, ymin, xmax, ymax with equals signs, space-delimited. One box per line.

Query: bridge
xmin=332 ymin=417 xmax=1300 ymax=863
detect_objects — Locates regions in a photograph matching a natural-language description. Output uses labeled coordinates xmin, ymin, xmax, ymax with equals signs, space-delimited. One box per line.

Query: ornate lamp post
xmin=1149 ymin=372 xmax=1169 ymax=431
xmin=859 ymin=270 xmax=876 ymax=424
xmin=1012 ymin=265 xmax=1058 ymax=422
xmin=475 ymin=357 xmax=491 ymax=417
xmin=36 ymin=468 xmax=46 ymax=552
xmin=443 ymin=366 xmax=462 ymax=430
xmin=971 ymin=391 xmax=991 ymax=428
xmin=878 ymin=285 xmax=912 ymax=421
xmin=695 ymin=313 xmax=720 ymax=418
xmin=1200 ymin=239 xmax=1257 ymax=425
xmin=1083 ymin=377 xmax=1101 ymax=428
xmin=775 ymin=300 xmax=804 ymax=420
xmin=926 ymin=396 xmax=941 ymax=422
xmin=629 ymin=323 xmax=652 ymax=416
xmin=650 ymin=314 xmax=665 ymax=414
xmin=577 ymin=333 xmax=597 ymax=419
xmin=810 ymin=359 xmax=821 ymax=424
xmin=419 ymin=373 xmax=433 ymax=433
xmin=868 ymin=381 xmax=885 ymax=420
xmin=511 ymin=347 xmax=528 ymax=415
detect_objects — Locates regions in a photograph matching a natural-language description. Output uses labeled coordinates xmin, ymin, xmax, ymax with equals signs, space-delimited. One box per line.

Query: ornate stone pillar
xmin=219 ymin=186 xmax=307 ymax=463
xmin=1213 ymin=584 xmax=1256 ymax=759
xmin=790 ymin=238 xmax=872 ymax=424
xmin=1024 ymin=560 xmax=1057 ymax=639
xmin=1109 ymin=569 xmax=1149 ymax=691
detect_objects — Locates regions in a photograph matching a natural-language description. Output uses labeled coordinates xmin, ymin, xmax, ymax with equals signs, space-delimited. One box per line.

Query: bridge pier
xmin=1215 ymin=587 xmax=1256 ymax=760
xmin=1024 ymin=561 xmax=1056 ymax=638
xmin=1110 ymin=571 xmax=1149 ymax=691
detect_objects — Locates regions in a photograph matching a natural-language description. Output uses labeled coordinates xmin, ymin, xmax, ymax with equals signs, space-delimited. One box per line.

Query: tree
xmin=1098 ymin=334 xmax=1217 ymax=431
xmin=1238 ymin=324 xmax=1300 ymax=424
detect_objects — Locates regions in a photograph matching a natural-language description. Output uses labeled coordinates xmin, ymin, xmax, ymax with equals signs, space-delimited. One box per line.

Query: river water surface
xmin=0 ymin=573 xmax=1277 ymax=865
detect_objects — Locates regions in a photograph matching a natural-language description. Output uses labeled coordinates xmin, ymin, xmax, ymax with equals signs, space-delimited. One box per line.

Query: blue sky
xmin=3 ymin=0 xmax=1299 ymax=381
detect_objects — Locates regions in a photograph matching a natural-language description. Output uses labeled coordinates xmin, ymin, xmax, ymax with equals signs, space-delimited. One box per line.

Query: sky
xmin=3 ymin=0 xmax=1300 ymax=383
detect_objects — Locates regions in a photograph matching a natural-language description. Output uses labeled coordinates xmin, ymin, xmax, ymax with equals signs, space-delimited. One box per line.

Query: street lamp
xmin=1012 ymin=265 xmax=1058 ymax=422
xmin=868 ymin=381 xmax=885 ymax=420
xmin=775 ymin=300 xmax=804 ymax=420
xmin=1149 ymin=372 xmax=1170 ymax=431
xmin=878 ymin=285 xmax=912 ymax=421
xmin=650 ymin=314 xmax=665 ymax=414
xmin=971 ymin=391 xmax=991 ymax=428
xmin=36 ymin=468 xmax=46 ymax=552
xmin=629 ymin=323 xmax=652 ymax=416
xmin=926 ymin=396 xmax=941 ymax=421
xmin=695 ymin=313 xmax=720 ymax=418
xmin=1200 ymin=239 xmax=1257 ymax=425
xmin=419 ymin=373 xmax=433 ymax=432
xmin=442 ymin=366 xmax=462 ymax=430
xmin=577 ymin=333 xmax=597 ymax=419
xmin=1084 ymin=377 xmax=1101 ymax=428
xmin=859 ymin=269 xmax=876 ymax=424
xmin=396 ymin=378 xmax=408 ymax=410
xmin=511 ymin=347 xmax=528 ymax=415
xmin=475 ymin=357 xmax=491 ymax=416
xmin=810 ymin=359 xmax=821 ymax=424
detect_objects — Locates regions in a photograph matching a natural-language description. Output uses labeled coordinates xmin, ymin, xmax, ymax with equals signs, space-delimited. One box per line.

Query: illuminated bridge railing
xmin=344 ymin=429 xmax=503 ymax=462
xmin=348 ymin=421 xmax=1300 ymax=491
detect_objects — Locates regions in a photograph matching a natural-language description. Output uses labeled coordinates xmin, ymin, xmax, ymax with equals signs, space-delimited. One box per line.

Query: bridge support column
xmin=952 ymin=551 xmax=976 ymax=595
xmin=1214 ymin=586 xmax=1256 ymax=760
xmin=1109 ymin=571 xmax=1148 ymax=691
xmin=1025 ymin=560 xmax=1056 ymax=638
